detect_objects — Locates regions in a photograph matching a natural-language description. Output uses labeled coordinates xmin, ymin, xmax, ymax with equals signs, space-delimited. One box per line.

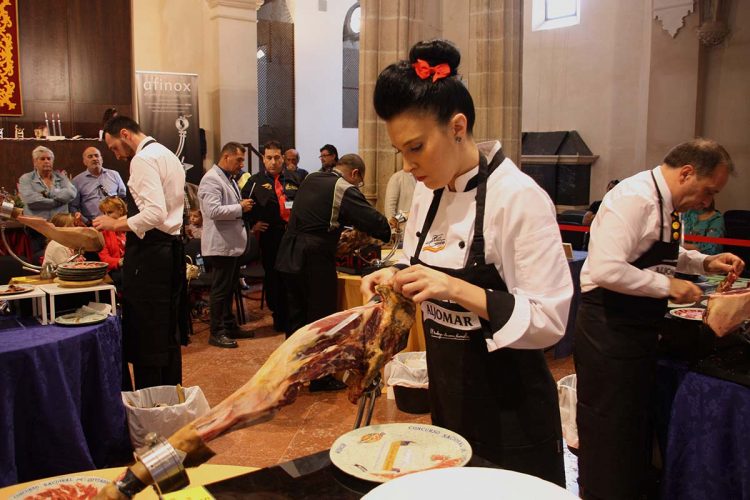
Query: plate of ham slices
xmin=10 ymin=476 xmax=109 ymax=499
xmin=669 ymin=307 xmax=705 ymax=321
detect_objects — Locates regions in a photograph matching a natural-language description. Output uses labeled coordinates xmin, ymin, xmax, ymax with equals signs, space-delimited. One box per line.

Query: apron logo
xmin=422 ymin=233 xmax=446 ymax=253
xmin=647 ymin=264 xmax=676 ymax=276
xmin=422 ymin=301 xmax=480 ymax=332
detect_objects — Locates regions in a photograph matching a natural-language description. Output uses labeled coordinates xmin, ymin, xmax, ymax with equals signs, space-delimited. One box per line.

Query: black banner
xmin=135 ymin=71 xmax=201 ymax=184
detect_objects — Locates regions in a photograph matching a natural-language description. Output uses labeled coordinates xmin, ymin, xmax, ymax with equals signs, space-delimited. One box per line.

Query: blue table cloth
xmin=0 ymin=316 xmax=132 ymax=487
xmin=661 ymin=371 xmax=750 ymax=500
xmin=554 ymin=250 xmax=586 ymax=359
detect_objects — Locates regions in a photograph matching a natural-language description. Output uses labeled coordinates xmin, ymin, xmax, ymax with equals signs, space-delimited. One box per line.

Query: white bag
xmin=122 ymin=385 xmax=210 ymax=449
xmin=557 ymin=374 xmax=578 ymax=449
xmin=384 ymin=351 xmax=429 ymax=389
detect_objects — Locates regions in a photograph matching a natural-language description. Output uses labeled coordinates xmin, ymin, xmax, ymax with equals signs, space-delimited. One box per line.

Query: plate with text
xmin=330 ymin=423 xmax=472 ymax=483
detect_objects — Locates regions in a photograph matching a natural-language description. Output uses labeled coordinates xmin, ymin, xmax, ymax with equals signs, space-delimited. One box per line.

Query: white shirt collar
xmin=135 ymin=136 xmax=155 ymax=154
xmin=451 ymin=140 xmax=503 ymax=192
xmin=652 ymin=165 xmax=674 ymax=213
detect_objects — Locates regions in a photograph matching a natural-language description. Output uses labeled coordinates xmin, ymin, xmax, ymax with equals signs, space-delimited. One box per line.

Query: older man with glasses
xmin=318 ymin=144 xmax=338 ymax=173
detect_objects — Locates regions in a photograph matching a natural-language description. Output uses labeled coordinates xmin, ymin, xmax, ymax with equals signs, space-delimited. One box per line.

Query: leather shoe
xmin=209 ymin=334 xmax=238 ymax=348
xmin=227 ymin=328 xmax=255 ymax=339
xmin=309 ymin=375 xmax=347 ymax=392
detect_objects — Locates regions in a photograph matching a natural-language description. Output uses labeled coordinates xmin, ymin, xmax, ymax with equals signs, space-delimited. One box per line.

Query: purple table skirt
xmin=0 ymin=316 xmax=132 ymax=487
xmin=661 ymin=370 xmax=750 ymax=500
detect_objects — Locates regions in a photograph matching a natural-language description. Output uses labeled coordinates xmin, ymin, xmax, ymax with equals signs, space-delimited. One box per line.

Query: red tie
xmin=274 ymin=176 xmax=290 ymax=222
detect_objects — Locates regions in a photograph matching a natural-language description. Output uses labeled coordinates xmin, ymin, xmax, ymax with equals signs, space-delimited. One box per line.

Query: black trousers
xmin=260 ymin=226 xmax=288 ymax=331
xmin=206 ymin=255 xmax=240 ymax=336
xmin=282 ymin=255 xmax=337 ymax=338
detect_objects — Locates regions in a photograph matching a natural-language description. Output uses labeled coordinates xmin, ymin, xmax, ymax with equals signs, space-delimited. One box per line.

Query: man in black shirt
xmin=276 ymin=154 xmax=391 ymax=391
xmin=241 ymin=141 xmax=299 ymax=332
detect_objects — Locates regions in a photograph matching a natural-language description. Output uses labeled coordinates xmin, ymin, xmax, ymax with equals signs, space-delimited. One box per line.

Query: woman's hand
xmin=392 ymin=264 xmax=458 ymax=304
xmin=360 ymin=267 xmax=397 ymax=300
xmin=703 ymin=253 xmax=745 ymax=275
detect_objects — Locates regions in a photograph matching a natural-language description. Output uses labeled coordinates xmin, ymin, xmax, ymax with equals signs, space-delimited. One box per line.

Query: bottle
xmin=196 ymin=253 xmax=205 ymax=273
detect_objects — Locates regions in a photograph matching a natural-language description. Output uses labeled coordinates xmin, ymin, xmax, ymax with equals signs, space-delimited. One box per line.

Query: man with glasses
xmin=242 ymin=140 xmax=300 ymax=333
xmin=318 ymin=144 xmax=338 ymax=173
xmin=71 ymin=146 xmax=127 ymax=224
xmin=276 ymin=154 xmax=391 ymax=391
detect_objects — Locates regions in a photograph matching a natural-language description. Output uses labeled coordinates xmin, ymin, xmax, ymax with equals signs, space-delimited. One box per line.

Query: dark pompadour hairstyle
xmin=103 ymin=116 xmax=142 ymax=137
xmin=373 ymin=39 xmax=475 ymax=133
xmin=663 ymin=138 xmax=734 ymax=177
xmin=263 ymin=140 xmax=283 ymax=153
xmin=220 ymin=141 xmax=246 ymax=157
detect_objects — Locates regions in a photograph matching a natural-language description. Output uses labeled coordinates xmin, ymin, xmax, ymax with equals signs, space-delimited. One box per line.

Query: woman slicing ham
xmin=361 ymin=39 xmax=573 ymax=486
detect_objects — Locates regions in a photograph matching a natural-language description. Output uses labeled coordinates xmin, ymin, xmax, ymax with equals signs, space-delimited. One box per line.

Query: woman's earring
xmin=455 ymin=136 xmax=462 ymax=143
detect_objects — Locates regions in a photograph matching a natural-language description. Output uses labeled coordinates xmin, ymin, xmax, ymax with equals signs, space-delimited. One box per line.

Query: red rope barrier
xmin=557 ymin=224 xmax=750 ymax=248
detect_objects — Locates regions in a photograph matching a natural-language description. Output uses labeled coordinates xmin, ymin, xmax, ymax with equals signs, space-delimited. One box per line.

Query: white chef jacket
xmin=399 ymin=141 xmax=573 ymax=352
xmin=580 ymin=165 xmax=707 ymax=297
xmin=126 ymin=136 xmax=186 ymax=239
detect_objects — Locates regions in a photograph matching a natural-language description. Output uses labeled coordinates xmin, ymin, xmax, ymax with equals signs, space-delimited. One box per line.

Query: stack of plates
xmin=56 ymin=261 xmax=108 ymax=284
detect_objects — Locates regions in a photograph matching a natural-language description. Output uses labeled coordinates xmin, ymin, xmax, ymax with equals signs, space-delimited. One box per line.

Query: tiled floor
xmin=183 ymin=289 xmax=578 ymax=492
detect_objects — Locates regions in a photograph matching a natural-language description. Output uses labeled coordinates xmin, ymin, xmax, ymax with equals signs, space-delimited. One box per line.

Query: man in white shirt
xmin=574 ymin=138 xmax=745 ymax=500
xmin=93 ymin=116 xmax=187 ymax=390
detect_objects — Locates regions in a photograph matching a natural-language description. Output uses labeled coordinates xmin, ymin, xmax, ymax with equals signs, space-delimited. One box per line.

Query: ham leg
xmin=5 ymin=207 xmax=104 ymax=252
xmin=96 ymin=284 xmax=415 ymax=499
xmin=704 ymin=286 xmax=750 ymax=337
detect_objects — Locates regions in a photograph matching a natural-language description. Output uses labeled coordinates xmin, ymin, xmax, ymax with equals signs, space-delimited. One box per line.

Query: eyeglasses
xmin=319 ymin=153 xmax=333 ymax=159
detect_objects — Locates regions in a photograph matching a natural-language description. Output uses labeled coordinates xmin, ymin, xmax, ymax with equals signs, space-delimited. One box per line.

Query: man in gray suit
xmin=198 ymin=142 xmax=255 ymax=348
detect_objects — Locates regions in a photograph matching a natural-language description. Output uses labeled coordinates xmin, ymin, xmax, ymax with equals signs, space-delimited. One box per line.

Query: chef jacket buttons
xmin=459 ymin=241 xmax=466 ymax=249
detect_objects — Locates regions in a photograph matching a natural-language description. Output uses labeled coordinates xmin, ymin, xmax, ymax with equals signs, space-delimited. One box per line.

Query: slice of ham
xmin=716 ymin=270 xmax=738 ymax=293
xmin=95 ymin=284 xmax=415 ymax=499
xmin=704 ymin=286 xmax=750 ymax=337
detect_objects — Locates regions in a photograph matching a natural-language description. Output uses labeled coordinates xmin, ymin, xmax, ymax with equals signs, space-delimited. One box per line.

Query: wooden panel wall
xmin=0 ymin=0 xmax=133 ymax=140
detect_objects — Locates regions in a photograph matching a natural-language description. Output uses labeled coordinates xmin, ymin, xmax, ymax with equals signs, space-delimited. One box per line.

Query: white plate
xmin=55 ymin=312 xmax=108 ymax=326
xmin=669 ymin=307 xmax=704 ymax=321
xmin=10 ymin=475 xmax=110 ymax=499
xmin=668 ymin=300 xmax=693 ymax=308
xmin=329 ymin=423 xmax=472 ymax=482
xmin=0 ymin=284 xmax=33 ymax=296
xmin=363 ymin=467 xmax=578 ymax=500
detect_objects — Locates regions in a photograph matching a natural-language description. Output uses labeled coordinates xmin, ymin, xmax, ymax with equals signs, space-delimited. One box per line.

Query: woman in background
xmin=682 ymin=201 xmax=725 ymax=254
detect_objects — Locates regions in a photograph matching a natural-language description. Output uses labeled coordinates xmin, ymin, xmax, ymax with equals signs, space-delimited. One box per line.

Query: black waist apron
xmin=575 ymin=172 xmax=679 ymax=499
xmin=122 ymin=139 xmax=188 ymax=366
xmin=411 ymin=150 xmax=565 ymax=486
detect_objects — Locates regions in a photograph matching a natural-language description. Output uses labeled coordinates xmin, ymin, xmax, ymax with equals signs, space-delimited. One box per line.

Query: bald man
xmin=71 ymin=146 xmax=127 ymax=224
xmin=284 ymin=148 xmax=308 ymax=184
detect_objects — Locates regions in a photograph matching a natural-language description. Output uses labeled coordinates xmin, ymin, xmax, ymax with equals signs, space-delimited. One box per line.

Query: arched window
xmin=342 ymin=2 xmax=360 ymax=128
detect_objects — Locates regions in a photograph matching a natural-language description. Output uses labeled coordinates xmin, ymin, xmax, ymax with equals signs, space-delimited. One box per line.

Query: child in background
xmin=97 ymin=197 xmax=127 ymax=280
xmin=186 ymin=209 xmax=203 ymax=239
xmin=43 ymin=213 xmax=82 ymax=266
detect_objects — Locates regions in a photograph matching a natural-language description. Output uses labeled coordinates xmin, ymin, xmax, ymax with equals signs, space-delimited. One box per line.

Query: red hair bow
xmin=412 ymin=59 xmax=451 ymax=82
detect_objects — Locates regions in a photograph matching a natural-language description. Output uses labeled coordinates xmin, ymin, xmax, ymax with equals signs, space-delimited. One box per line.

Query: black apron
xmin=411 ymin=150 xmax=565 ymax=486
xmin=575 ymin=172 xmax=679 ymax=499
xmin=122 ymin=139 xmax=188 ymax=373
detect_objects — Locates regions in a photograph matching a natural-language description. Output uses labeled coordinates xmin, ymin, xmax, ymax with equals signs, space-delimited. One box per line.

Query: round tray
xmin=54 ymin=277 xmax=105 ymax=288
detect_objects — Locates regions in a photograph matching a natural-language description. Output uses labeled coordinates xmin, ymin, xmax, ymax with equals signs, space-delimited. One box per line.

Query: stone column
xmin=359 ymin=0 xmax=429 ymax=208
xmin=206 ymin=0 xmax=264 ymax=157
xmin=467 ymin=0 xmax=522 ymax=164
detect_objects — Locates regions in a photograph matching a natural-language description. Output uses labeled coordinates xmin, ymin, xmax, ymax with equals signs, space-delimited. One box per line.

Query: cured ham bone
xmin=95 ymin=284 xmax=415 ymax=499
xmin=5 ymin=207 xmax=104 ymax=252
xmin=704 ymin=286 xmax=750 ymax=337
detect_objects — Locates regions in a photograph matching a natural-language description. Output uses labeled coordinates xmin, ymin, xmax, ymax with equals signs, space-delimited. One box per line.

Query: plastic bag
xmin=557 ymin=374 xmax=578 ymax=449
xmin=384 ymin=351 xmax=428 ymax=389
xmin=122 ymin=385 xmax=210 ymax=449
